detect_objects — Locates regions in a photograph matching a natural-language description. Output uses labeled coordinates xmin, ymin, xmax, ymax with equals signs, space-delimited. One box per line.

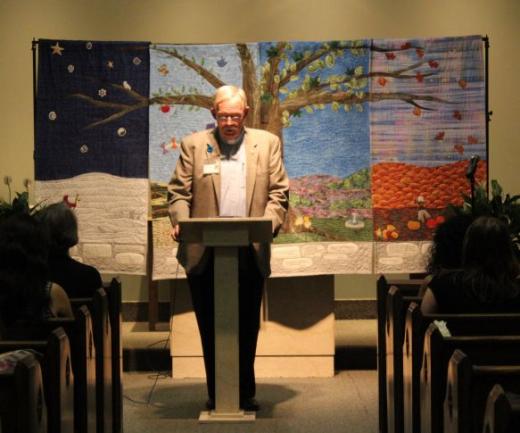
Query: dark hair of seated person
xmin=423 ymin=215 xmax=520 ymax=314
xmin=0 ymin=214 xmax=52 ymax=326
xmin=36 ymin=202 xmax=79 ymax=253
xmin=36 ymin=202 xmax=102 ymax=297
xmin=427 ymin=213 xmax=474 ymax=274
xmin=461 ymin=215 xmax=520 ymax=304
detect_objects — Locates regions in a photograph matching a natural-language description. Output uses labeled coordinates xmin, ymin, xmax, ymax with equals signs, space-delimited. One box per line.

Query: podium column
xmin=211 ymin=246 xmax=243 ymax=415
xmin=179 ymin=217 xmax=272 ymax=423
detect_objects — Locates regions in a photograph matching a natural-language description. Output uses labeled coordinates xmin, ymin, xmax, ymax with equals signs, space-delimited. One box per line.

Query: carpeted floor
xmin=122 ymin=369 xmax=377 ymax=433
xmin=121 ymin=318 xmax=378 ymax=432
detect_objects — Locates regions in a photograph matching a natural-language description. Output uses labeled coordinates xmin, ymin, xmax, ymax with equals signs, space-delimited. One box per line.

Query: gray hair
xmin=36 ymin=202 xmax=78 ymax=252
xmin=213 ymin=85 xmax=248 ymax=111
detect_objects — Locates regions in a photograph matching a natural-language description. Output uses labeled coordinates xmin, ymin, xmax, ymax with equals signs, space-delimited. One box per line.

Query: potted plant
xmin=0 ymin=191 xmax=44 ymax=220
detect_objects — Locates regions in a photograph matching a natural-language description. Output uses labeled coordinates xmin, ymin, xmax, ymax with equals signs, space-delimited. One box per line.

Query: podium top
xmin=179 ymin=217 xmax=272 ymax=246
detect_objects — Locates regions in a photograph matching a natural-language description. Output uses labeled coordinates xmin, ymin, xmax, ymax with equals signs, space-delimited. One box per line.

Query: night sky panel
xmin=35 ymin=39 xmax=150 ymax=180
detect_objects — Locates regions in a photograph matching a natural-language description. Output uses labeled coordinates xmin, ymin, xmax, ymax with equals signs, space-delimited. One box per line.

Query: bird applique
xmin=160 ymin=137 xmax=178 ymax=154
xmin=63 ymin=194 xmax=79 ymax=209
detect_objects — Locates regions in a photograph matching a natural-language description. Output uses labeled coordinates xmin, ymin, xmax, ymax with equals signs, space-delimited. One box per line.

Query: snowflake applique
xmin=86 ymin=42 xmax=93 ymax=50
xmin=67 ymin=64 xmax=75 ymax=73
xmin=117 ymin=127 xmax=127 ymax=137
xmin=98 ymin=88 xmax=107 ymax=98
xmin=80 ymin=145 xmax=89 ymax=153
xmin=48 ymin=111 xmax=57 ymax=121
xmin=133 ymin=57 xmax=142 ymax=66
xmin=107 ymin=60 xmax=114 ymax=69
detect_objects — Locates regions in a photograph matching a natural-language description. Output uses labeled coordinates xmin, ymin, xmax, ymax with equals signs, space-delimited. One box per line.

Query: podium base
xmin=199 ymin=410 xmax=256 ymax=423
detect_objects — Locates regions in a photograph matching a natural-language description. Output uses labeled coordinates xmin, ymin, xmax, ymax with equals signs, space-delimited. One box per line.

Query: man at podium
xmin=167 ymin=85 xmax=289 ymax=411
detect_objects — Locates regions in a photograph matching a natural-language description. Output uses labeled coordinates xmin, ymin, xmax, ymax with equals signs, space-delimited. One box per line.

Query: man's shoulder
xmin=182 ymin=129 xmax=214 ymax=144
xmin=245 ymin=127 xmax=279 ymax=142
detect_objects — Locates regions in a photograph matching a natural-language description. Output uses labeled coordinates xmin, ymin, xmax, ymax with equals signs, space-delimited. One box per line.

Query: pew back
xmin=0 ymin=351 xmax=47 ymax=433
xmin=377 ymin=275 xmax=424 ymax=433
xmin=444 ymin=350 xmax=520 ymax=433
xmin=4 ymin=307 xmax=96 ymax=433
xmin=403 ymin=303 xmax=520 ymax=433
xmin=70 ymin=278 xmax=122 ymax=433
xmin=104 ymin=278 xmax=122 ymax=433
xmin=0 ymin=327 xmax=73 ymax=433
xmin=420 ymin=324 xmax=520 ymax=433
xmin=385 ymin=285 xmax=421 ymax=433
xmin=92 ymin=288 xmax=113 ymax=433
xmin=482 ymin=384 xmax=520 ymax=433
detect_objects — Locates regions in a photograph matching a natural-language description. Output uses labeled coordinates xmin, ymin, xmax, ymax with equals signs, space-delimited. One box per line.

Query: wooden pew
xmin=92 ymin=288 xmax=113 ymax=433
xmin=71 ymin=279 xmax=121 ymax=433
xmin=402 ymin=303 xmax=520 ymax=433
xmin=420 ymin=323 xmax=520 ymax=433
xmin=105 ymin=278 xmax=122 ymax=433
xmin=0 ymin=327 xmax=73 ymax=433
xmin=69 ymin=290 xmax=113 ymax=433
xmin=69 ymin=306 xmax=97 ymax=433
xmin=482 ymin=384 xmax=520 ymax=433
xmin=385 ymin=286 xmax=421 ymax=433
xmin=0 ymin=350 xmax=47 ymax=433
xmin=67 ymin=285 xmax=112 ymax=433
xmin=377 ymin=275 xmax=425 ymax=433
xmin=6 ymin=307 xmax=97 ymax=433
xmin=444 ymin=349 xmax=520 ymax=433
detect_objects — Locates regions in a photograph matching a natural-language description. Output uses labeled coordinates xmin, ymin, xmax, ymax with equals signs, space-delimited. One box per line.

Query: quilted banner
xmin=149 ymin=41 xmax=376 ymax=279
xmin=34 ymin=36 xmax=486 ymax=279
xmin=35 ymin=39 xmax=150 ymax=274
xmin=370 ymin=36 xmax=486 ymax=272
xmin=148 ymin=36 xmax=486 ymax=279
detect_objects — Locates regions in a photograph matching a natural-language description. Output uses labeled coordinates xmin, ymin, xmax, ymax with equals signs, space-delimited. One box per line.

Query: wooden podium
xmin=178 ymin=217 xmax=272 ymax=423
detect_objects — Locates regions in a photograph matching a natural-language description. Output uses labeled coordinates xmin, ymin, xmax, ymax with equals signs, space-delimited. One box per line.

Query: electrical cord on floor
xmin=123 ymin=261 xmax=179 ymax=407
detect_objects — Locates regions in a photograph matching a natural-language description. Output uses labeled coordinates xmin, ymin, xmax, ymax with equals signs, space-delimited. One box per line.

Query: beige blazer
xmin=167 ymin=127 xmax=289 ymax=277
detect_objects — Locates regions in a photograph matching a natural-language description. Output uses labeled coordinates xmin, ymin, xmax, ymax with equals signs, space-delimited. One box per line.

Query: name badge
xmin=203 ymin=162 xmax=220 ymax=175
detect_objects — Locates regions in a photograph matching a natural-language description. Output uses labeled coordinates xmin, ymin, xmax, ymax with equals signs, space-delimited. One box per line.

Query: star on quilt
xmin=51 ymin=42 xmax=64 ymax=56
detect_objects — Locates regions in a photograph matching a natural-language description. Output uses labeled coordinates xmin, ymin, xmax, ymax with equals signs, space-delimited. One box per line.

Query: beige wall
xmin=1 ymin=0 xmax=518 ymax=300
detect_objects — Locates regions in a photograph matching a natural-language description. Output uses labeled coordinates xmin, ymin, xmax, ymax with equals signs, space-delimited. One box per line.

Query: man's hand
xmin=171 ymin=224 xmax=180 ymax=242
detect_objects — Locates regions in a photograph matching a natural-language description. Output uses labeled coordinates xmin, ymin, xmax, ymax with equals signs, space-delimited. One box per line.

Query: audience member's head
xmin=427 ymin=213 xmax=473 ymax=274
xmin=0 ymin=214 xmax=50 ymax=326
xmin=463 ymin=215 xmax=519 ymax=278
xmin=462 ymin=215 xmax=519 ymax=302
xmin=36 ymin=202 xmax=78 ymax=255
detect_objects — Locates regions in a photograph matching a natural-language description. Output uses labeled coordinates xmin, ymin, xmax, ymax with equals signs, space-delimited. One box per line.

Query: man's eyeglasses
xmin=216 ymin=114 xmax=243 ymax=122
